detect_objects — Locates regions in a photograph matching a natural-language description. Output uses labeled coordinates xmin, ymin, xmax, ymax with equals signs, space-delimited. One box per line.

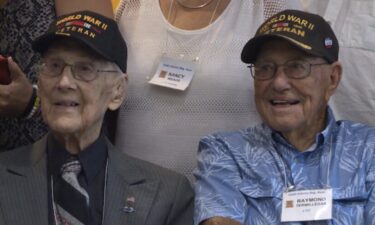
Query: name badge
xmin=149 ymin=56 xmax=195 ymax=91
xmin=281 ymin=188 xmax=332 ymax=222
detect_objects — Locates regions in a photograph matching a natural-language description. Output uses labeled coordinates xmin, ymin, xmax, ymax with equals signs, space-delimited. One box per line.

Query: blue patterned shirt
xmin=194 ymin=108 xmax=375 ymax=225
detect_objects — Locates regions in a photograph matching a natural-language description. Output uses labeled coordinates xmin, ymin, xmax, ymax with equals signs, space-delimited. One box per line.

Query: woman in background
xmin=114 ymin=0 xmax=301 ymax=181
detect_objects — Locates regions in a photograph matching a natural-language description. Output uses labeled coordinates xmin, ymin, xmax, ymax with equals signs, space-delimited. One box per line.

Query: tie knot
xmin=61 ymin=156 xmax=82 ymax=175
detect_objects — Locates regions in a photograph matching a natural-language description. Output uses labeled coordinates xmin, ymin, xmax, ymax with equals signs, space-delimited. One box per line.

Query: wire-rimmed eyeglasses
xmin=248 ymin=59 xmax=329 ymax=81
xmin=38 ymin=58 xmax=119 ymax=82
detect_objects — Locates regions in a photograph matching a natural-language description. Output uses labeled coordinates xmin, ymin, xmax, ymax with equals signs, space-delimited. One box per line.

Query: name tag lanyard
xmin=148 ymin=0 xmax=222 ymax=90
xmin=271 ymin=135 xmax=334 ymax=222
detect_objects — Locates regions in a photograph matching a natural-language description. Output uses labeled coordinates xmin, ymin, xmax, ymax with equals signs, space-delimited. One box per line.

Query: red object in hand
xmin=0 ymin=55 xmax=11 ymax=85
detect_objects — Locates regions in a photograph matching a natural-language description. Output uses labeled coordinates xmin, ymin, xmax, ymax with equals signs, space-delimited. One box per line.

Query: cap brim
xmin=241 ymin=34 xmax=322 ymax=64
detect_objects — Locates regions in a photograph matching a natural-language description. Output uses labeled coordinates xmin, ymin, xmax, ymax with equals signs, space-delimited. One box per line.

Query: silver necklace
xmin=175 ymin=0 xmax=215 ymax=9
xmin=164 ymin=0 xmax=222 ymax=61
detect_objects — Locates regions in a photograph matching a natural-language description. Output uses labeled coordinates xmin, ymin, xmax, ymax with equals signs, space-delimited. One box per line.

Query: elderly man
xmin=0 ymin=11 xmax=193 ymax=225
xmin=194 ymin=9 xmax=375 ymax=225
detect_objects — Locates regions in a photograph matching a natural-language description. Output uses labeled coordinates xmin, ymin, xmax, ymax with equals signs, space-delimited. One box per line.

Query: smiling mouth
xmin=55 ymin=101 xmax=79 ymax=107
xmin=270 ymin=100 xmax=300 ymax=106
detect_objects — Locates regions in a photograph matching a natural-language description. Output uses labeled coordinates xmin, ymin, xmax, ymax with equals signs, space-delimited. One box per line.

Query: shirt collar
xmin=47 ymin=134 xmax=108 ymax=184
xmin=320 ymin=106 xmax=337 ymax=144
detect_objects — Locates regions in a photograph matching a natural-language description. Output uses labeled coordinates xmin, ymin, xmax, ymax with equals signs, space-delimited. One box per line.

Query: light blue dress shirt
xmin=194 ymin=108 xmax=375 ymax=225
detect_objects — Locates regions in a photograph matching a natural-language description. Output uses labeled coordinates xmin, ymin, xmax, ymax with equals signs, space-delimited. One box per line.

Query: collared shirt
xmin=194 ymin=107 xmax=375 ymax=225
xmin=47 ymin=134 xmax=108 ymax=225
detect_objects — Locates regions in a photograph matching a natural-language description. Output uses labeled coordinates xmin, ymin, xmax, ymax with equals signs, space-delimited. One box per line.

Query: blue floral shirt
xmin=194 ymin=108 xmax=375 ymax=225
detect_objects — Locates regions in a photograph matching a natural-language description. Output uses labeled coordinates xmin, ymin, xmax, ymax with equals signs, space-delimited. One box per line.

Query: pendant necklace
xmin=175 ymin=0 xmax=215 ymax=9
xmin=164 ymin=0 xmax=222 ymax=62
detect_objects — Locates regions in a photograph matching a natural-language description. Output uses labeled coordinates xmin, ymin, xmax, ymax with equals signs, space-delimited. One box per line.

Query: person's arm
xmin=201 ymin=216 xmax=243 ymax=225
xmin=0 ymin=57 xmax=33 ymax=117
xmin=55 ymin=0 xmax=114 ymax=18
xmin=194 ymin=134 xmax=246 ymax=225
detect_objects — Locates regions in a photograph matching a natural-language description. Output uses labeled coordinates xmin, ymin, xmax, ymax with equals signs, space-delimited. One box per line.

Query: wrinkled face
xmin=38 ymin=40 xmax=126 ymax=140
xmin=254 ymin=39 xmax=340 ymax=134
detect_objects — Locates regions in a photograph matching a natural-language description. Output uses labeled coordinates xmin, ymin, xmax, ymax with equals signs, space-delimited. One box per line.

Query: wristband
xmin=20 ymin=84 xmax=40 ymax=119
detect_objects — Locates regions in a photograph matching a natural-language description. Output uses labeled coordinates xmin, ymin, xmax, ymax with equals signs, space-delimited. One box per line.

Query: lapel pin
xmin=122 ymin=196 xmax=136 ymax=213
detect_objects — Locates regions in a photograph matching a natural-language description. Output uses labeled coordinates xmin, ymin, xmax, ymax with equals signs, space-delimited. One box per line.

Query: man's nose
xmin=56 ymin=65 xmax=76 ymax=88
xmin=271 ymin=65 xmax=291 ymax=91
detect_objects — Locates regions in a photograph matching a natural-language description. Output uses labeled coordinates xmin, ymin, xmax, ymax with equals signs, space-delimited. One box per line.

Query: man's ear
xmin=325 ymin=61 xmax=342 ymax=100
xmin=108 ymin=73 xmax=128 ymax=111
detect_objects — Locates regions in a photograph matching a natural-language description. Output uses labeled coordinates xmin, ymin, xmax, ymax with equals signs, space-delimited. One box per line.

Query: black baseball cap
xmin=33 ymin=10 xmax=127 ymax=73
xmin=241 ymin=10 xmax=339 ymax=64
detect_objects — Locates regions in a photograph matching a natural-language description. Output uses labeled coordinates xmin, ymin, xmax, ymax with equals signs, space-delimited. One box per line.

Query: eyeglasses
xmin=38 ymin=58 xmax=119 ymax=82
xmin=248 ymin=59 xmax=329 ymax=81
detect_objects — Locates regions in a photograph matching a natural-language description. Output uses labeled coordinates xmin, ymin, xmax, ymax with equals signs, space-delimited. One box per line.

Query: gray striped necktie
xmin=54 ymin=157 xmax=89 ymax=225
